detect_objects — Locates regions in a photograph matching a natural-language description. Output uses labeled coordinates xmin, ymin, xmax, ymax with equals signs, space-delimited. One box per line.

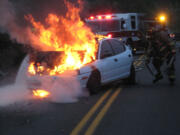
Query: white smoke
xmin=0 ymin=56 xmax=30 ymax=107
xmin=0 ymin=0 xmax=34 ymax=45
xmin=0 ymin=84 xmax=30 ymax=107
xmin=0 ymin=0 xmax=14 ymax=32
xmin=36 ymin=71 xmax=85 ymax=103
xmin=0 ymin=0 xmax=89 ymax=106
xmin=0 ymin=55 xmax=87 ymax=107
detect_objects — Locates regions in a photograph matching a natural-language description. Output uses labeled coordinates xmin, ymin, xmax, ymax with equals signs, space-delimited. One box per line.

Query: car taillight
xmin=107 ymin=34 xmax=112 ymax=38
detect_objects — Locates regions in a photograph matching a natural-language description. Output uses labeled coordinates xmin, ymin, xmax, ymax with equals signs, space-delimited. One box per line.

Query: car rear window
xmin=108 ymin=39 xmax=125 ymax=55
xmin=100 ymin=40 xmax=114 ymax=59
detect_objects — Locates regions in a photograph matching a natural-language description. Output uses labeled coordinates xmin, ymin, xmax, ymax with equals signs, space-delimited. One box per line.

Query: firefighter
xmin=146 ymin=26 xmax=176 ymax=84
xmin=159 ymin=25 xmax=176 ymax=84
xmin=165 ymin=37 xmax=176 ymax=84
xmin=146 ymin=29 xmax=164 ymax=83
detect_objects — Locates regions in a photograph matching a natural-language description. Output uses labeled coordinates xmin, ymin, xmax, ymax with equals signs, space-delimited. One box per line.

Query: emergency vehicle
xmin=85 ymin=13 xmax=144 ymax=36
xmin=85 ymin=13 xmax=146 ymax=54
xmin=85 ymin=13 xmax=168 ymax=54
xmin=85 ymin=13 xmax=167 ymax=36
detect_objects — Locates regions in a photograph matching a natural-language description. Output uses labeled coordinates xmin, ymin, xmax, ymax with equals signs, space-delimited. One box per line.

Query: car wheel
xmin=87 ymin=70 xmax=101 ymax=95
xmin=124 ymin=65 xmax=136 ymax=85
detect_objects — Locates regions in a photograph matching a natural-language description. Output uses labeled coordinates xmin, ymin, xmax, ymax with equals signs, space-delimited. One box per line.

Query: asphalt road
xmin=0 ymin=51 xmax=180 ymax=135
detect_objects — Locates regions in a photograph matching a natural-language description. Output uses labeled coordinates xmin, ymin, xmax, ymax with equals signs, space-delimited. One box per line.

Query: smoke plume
xmin=0 ymin=0 xmax=28 ymax=44
xmin=0 ymin=0 xmax=71 ymax=46
xmin=0 ymin=55 xmax=87 ymax=107
xmin=0 ymin=0 xmax=90 ymax=106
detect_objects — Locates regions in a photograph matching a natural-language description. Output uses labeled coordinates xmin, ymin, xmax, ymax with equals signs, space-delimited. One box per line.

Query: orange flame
xmin=26 ymin=0 xmax=97 ymax=75
xmin=33 ymin=89 xmax=50 ymax=98
xmin=28 ymin=62 xmax=36 ymax=75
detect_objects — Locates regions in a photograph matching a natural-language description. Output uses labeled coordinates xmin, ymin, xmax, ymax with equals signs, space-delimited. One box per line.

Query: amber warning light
xmin=159 ymin=15 xmax=165 ymax=22
xmin=157 ymin=14 xmax=167 ymax=23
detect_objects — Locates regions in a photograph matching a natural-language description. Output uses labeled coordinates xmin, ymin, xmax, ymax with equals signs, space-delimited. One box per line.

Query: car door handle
xmin=128 ymin=54 xmax=132 ymax=57
xmin=114 ymin=58 xmax=118 ymax=62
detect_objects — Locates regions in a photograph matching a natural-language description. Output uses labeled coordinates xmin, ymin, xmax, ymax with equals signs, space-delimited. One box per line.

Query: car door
xmin=108 ymin=39 xmax=132 ymax=78
xmin=98 ymin=40 xmax=119 ymax=83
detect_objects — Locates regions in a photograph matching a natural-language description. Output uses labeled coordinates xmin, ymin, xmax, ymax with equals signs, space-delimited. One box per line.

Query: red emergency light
xmin=97 ymin=16 xmax=102 ymax=20
xmin=88 ymin=14 xmax=113 ymax=20
xmin=107 ymin=34 xmax=112 ymax=38
xmin=105 ymin=15 xmax=112 ymax=19
xmin=89 ymin=16 xmax=94 ymax=20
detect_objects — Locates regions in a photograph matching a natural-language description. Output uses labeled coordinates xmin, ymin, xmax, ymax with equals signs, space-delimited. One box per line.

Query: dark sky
xmin=9 ymin=0 xmax=66 ymax=22
xmin=1 ymin=0 xmax=180 ymax=30
xmin=7 ymin=0 xmax=180 ymax=21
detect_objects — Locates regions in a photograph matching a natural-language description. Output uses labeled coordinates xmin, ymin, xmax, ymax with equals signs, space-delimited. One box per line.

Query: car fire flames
xmin=26 ymin=0 xmax=97 ymax=76
xmin=33 ymin=89 xmax=50 ymax=99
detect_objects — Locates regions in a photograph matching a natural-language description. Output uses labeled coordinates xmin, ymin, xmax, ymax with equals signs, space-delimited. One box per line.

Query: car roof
xmin=98 ymin=38 xmax=123 ymax=44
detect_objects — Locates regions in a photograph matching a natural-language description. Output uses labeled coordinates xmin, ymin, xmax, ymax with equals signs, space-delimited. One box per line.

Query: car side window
xmin=108 ymin=39 xmax=125 ymax=55
xmin=100 ymin=41 xmax=114 ymax=59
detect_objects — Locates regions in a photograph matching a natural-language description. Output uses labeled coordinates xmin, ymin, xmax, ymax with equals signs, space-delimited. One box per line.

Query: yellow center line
xmin=85 ymin=88 xmax=121 ymax=135
xmin=71 ymin=54 xmax=143 ymax=135
xmin=134 ymin=55 xmax=144 ymax=65
xmin=70 ymin=89 xmax=112 ymax=135
xmin=136 ymin=61 xmax=143 ymax=67
xmin=136 ymin=55 xmax=145 ymax=66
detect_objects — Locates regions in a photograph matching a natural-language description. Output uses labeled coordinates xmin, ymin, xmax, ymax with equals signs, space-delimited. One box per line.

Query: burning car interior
xmin=28 ymin=50 xmax=88 ymax=76
xmin=29 ymin=51 xmax=64 ymax=75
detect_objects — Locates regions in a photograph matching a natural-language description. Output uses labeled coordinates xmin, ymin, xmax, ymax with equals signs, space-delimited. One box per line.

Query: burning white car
xmin=20 ymin=1 xmax=135 ymax=100
xmin=26 ymin=38 xmax=135 ymax=99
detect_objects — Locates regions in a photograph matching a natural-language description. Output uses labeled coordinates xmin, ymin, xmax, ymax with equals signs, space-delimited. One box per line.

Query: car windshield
xmin=86 ymin=20 xmax=120 ymax=33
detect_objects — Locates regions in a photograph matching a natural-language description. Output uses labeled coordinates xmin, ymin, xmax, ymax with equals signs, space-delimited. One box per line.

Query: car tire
xmin=124 ymin=65 xmax=136 ymax=85
xmin=87 ymin=70 xmax=101 ymax=95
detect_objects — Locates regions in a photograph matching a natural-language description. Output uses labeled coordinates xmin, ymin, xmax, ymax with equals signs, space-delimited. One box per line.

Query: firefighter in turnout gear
xmin=165 ymin=35 xmax=176 ymax=84
xmin=146 ymin=26 xmax=176 ymax=84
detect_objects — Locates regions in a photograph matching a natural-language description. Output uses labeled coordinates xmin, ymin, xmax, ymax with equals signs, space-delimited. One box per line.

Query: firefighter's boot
xmin=153 ymin=73 xmax=163 ymax=83
xmin=167 ymin=69 xmax=175 ymax=86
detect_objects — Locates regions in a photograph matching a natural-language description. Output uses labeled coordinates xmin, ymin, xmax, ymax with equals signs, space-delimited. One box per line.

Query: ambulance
xmin=85 ymin=13 xmax=146 ymax=54
xmin=85 ymin=13 xmax=169 ymax=54
xmin=85 ymin=13 xmax=144 ymax=35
